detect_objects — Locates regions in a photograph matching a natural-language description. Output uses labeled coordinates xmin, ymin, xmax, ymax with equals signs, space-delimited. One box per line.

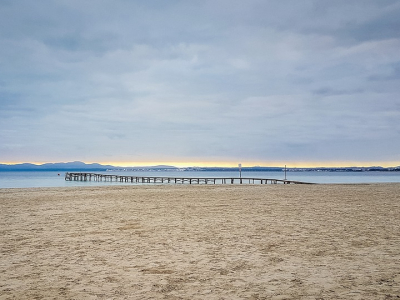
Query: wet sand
xmin=1 ymin=184 xmax=399 ymax=299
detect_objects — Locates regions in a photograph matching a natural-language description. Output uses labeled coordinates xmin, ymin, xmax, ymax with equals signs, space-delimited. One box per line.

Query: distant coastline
xmin=1 ymin=161 xmax=399 ymax=172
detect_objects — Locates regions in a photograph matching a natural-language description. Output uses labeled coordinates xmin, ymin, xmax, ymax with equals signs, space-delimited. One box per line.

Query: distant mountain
xmin=39 ymin=161 xmax=116 ymax=170
xmin=0 ymin=161 xmax=115 ymax=171
xmin=0 ymin=161 xmax=182 ymax=171
xmin=1 ymin=161 xmax=399 ymax=172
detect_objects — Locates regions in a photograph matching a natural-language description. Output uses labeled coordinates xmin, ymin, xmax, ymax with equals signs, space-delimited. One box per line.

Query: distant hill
xmin=1 ymin=161 xmax=399 ymax=172
xmin=0 ymin=161 xmax=115 ymax=171
xmin=0 ymin=161 xmax=182 ymax=171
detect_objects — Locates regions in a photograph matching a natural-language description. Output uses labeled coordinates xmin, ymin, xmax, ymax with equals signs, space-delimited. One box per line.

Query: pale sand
xmin=1 ymin=184 xmax=399 ymax=300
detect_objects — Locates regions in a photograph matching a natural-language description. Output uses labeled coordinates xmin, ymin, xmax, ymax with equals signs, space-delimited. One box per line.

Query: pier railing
xmin=65 ymin=172 xmax=313 ymax=185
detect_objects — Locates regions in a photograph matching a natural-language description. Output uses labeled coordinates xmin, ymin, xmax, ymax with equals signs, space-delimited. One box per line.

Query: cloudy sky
xmin=1 ymin=0 xmax=399 ymax=167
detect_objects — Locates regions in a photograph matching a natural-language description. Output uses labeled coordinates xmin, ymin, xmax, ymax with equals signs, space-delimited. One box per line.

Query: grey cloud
xmin=312 ymin=87 xmax=364 ymax=96
xmin=368 ymin=62 xmax=400 ymax=81
xmin=336 ymin=4 xmax=400 ymax=43
xmin=0 ymin=0 xmax=399 ymax=164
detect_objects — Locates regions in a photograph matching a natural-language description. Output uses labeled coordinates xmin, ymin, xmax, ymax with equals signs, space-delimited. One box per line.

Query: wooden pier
xmin=65 ymin=172 xmax=313 ymax=185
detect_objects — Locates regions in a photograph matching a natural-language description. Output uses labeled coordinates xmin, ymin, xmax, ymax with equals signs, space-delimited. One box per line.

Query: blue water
xmin=1 ymin=170 xmax=400 ymax=188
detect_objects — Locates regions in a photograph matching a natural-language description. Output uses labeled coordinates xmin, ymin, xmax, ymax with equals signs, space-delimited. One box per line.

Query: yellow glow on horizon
xmin=92 ymin=160 xmax=400 ymax=168
xmin=1 ymin=160 xmax=399 ymax=168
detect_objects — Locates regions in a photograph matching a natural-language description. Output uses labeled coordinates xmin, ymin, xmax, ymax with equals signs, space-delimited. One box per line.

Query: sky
xmin=1 ymin=0 xmax=400 ymax=167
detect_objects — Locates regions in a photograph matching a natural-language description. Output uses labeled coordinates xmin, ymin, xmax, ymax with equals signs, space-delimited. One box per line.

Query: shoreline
xmin=1 ymin=184 xmax=399 ymax=299
xmin=1 ymin=181 xmax=400 ymax=191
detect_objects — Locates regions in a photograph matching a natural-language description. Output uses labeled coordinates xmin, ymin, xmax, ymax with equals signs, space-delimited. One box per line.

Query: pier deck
xmin=65 ymin=172 xmax=313 ymax=184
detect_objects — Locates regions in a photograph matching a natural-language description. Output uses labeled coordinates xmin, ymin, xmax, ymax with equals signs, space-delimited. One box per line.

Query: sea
xmin=1 ymin=170 xmax=400 ymax=188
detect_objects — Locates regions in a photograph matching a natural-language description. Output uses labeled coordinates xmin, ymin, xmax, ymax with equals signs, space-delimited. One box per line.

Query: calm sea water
xmin=1 ymin=170 xmax=400 ymax=188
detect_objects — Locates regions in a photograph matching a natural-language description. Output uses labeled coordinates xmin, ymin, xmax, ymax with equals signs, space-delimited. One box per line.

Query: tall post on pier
xmin=238 ymin=163 xmax=242 ymax=179
xmin=284 ymin=165 xmax=287 ymax=180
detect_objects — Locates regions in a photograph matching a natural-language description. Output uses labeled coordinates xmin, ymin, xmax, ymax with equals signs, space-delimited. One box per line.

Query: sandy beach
xmin=1 ymin=184 xmax=399 ymax=299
